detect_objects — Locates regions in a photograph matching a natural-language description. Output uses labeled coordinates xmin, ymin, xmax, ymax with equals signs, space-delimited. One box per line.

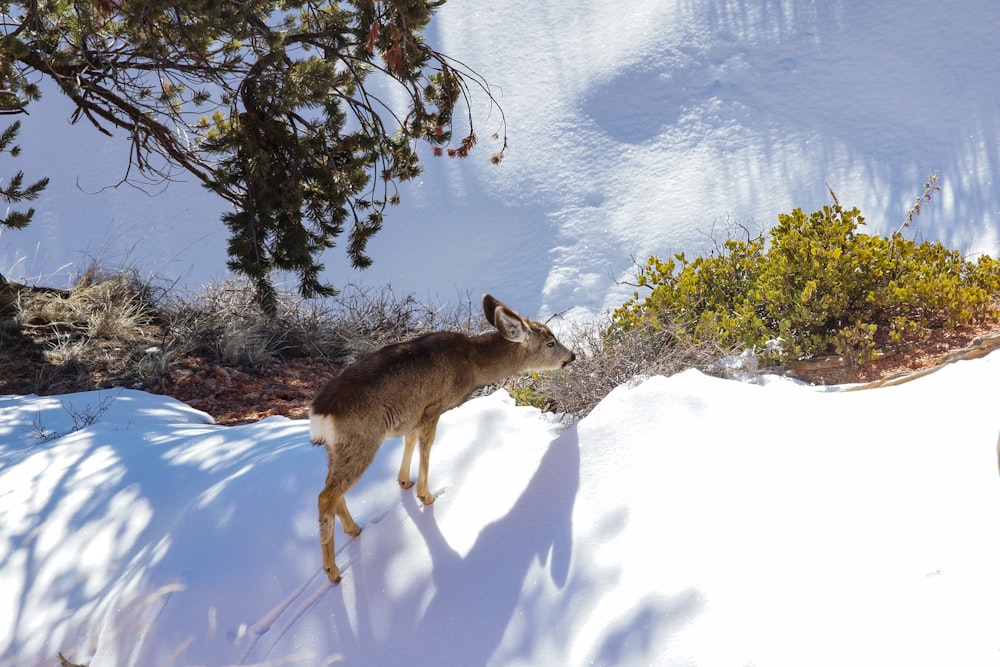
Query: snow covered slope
xmin=4 ymin=0 xmax=999 ymax=319
xmin=3 ymin=351 xmax=999 ymax=666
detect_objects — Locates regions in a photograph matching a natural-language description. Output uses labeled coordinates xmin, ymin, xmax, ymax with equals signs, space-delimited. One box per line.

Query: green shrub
xmin=508 ymin=371 xmax=559 ymax=412
xmin=613 ymin=204 xmax=1000 ymax=366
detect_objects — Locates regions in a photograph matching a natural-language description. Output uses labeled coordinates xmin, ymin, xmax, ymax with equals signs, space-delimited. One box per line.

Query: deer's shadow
xmin=334 ymin=426 xmax=581 ymax=666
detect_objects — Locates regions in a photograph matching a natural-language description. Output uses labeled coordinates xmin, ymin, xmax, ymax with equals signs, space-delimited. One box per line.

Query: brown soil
xmin=0 ymin=347 xmax=342 ymax=426
xmin=785 ymin=321 xmax=1000 ymax=386
xmin=149 ymin=355 xmax=341 ymax=425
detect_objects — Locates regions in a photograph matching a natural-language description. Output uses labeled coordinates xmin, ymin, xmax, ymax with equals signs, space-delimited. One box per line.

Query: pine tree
xmin=0 ymin=120 xmax=48 ymax=231
xmin=0 ymin=1 xmax=505 ymax=312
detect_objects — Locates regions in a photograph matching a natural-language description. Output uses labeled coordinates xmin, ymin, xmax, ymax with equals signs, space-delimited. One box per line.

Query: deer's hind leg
xmin=318 ymin=484 xmax=344 ymax=583
xmin=317 ymin=435 xmax=380 ymax=583
xmin=336 ymin=496 xmax=360 ymax=536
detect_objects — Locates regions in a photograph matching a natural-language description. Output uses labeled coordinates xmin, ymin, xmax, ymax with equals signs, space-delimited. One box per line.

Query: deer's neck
xmin=469 ymin=332 xmax=527 ymax=385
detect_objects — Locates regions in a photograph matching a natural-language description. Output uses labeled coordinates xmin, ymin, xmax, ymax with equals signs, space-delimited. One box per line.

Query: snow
xmin=3 ymin=0 xmax=999 ymax=319
xmin=2 ymin=353 xmax=999 ymax=666
xmin=3 ymin=0 xmax=1000 ymax=663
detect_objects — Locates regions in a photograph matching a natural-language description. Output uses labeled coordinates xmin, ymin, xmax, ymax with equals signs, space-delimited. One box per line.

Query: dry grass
xmin=0 ymin=271 xmax=486 ymax=399
xmin=1 ymin=267 xmax=165 ymax=394
xmin=312 ymin=284 xmax=482 ymax=356
xmin=162 ymin=281 xmax=483 ymax=368
xmin=509 ymin=314 xmax=730 ymax=416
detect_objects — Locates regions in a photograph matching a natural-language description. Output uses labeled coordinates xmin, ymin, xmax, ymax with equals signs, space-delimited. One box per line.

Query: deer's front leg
xmin=398 ymin=430 xmax=417 ymax=489
xmin=416 ymin=418 xmax=439 ymax=505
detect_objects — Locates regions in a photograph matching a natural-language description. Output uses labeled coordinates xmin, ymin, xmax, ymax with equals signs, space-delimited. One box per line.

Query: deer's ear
xmin=482 ymin=294 xmax=519 ymax=324
xmin=482 ymin=294 xmax=501 ymax=326
xmin=483 ymin=294 xmax=528 ymax=341
xmin=493 ymin=305 xmax=528 ymax=342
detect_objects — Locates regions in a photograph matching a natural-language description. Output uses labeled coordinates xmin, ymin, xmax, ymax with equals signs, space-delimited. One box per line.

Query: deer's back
xmin=312 ymin=331 xmax=484 ymax=432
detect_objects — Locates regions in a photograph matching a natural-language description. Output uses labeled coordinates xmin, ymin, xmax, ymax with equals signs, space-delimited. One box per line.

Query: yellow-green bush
xmin=613 ymin=204 xmax=1000 ymax=365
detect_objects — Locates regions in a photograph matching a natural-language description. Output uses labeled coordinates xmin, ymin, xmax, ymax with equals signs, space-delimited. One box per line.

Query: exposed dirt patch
xmin=786 ymin=322 xmax=1000 ymax=386
xmin=154 ymin=355 xmax=340 ymax=425
xmin=0 ymin=345 xmax=341 ymax=426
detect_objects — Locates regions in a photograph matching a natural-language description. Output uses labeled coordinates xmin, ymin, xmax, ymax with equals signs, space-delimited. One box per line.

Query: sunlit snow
xmin=2 ymin=354 xmax=999 ymax=665
xmin=3 ymin=0 xmax=1000 ymax=664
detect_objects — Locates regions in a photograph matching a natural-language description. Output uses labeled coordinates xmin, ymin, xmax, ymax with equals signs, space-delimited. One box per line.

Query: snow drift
xmin=2 ymin=351 xmax=999 ymax=666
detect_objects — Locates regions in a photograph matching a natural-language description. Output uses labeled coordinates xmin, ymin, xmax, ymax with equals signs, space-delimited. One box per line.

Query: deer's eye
xmin=546 ymin=341 xmax=555 ymax=348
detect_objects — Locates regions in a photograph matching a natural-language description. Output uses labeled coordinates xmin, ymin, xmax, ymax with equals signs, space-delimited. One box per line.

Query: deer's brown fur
xmin=309 ymin=294 xmax=575 ymax=582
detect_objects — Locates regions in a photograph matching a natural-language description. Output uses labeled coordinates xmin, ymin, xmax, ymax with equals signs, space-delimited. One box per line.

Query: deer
xmin=309 ymin=294 xmax=576 ymax=583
